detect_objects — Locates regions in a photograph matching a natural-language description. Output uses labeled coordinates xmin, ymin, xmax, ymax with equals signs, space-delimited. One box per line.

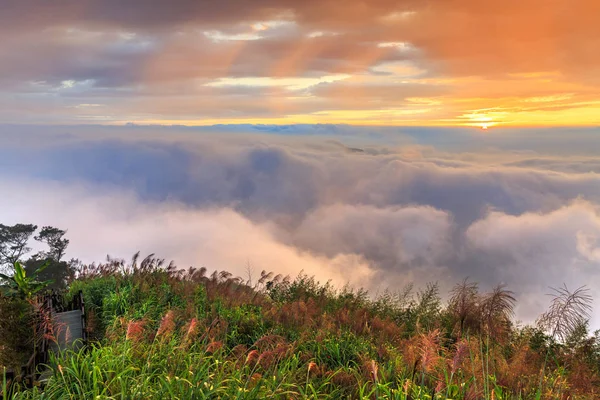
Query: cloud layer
xmin=1 ymin=1 xmax=599 ymax=125
xmin=1 ymin=124 xmax=600 ymax=326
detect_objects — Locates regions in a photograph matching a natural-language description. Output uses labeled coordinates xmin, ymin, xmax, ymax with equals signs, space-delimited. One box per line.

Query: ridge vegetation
xmin=1 ymin=223 xmax=599 ymax=399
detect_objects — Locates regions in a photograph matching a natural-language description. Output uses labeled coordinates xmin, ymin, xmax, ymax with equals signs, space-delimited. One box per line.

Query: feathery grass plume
xmin=156 ymin=310 xmax=176 ymax=338
xmin=254 ymin=344 xmax=290 ymax=370
xmin=254 ymin=334 xmax=286 ymax=351
xmin=183 ymin=318 xmax=199 ymax=342
xmin=449 ymin=278 xmax=480 ymax=335
xmin=480 ymin=284 xmax=516 ymax=338
xmin=419 ymin=329 xmax=441 ymax=374
xmin=331 ymin=370 xmax=356 ymax=388
xmin=229 ymin=344 xmax=248 ymax=362
xmin=465 ymin=385 xmax=481 ymax=400
xmin=257 ymin=270 xmax=274 ymax=289
xmin=126 ymin=320 xmax=145 ymax=342
xmin=195 ymin=266 xmax=208 ymax=282
xmin=537 ymin=284 xmax=593 ymax=342
xmin=403 ymin=378 xmax=412 ymax=394
xmin=246 ymin=350 xmax=259 ymax=365
xmin=367 ymin=359 xmax=379 ymax=383
xmin=205 ymin=340 xmax=223 ymax=354
xmin=400 ymin=335 xmax=420 ymax=377
xmin=435 ymin=379 xmax=444 ymax=394
xmin=257 ymin=350 xmax=277 ymax=369
xmin=37 ymin=300 xmax=58 ymax=344
xmin=248 ymin=372 xmax=262 ymax=388
xmin=536 ymin=285 xmax=593 ymax=394
xmin=451 ymin=339 xmax=469 ymax=374
xmin=307 ymin=361 xmax=321 ymax=378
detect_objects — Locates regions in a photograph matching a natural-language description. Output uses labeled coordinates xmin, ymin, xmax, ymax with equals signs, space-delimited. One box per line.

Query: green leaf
xmin=13 ymin=261 xmax=26 ymax=282
xmin=34 ymin=260 xmax=51 ymax=276
xmin=494 ymin=386 xmax=504 ymax=400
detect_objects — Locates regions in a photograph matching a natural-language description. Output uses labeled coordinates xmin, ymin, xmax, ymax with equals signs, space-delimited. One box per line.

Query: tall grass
xmin=3 ymin=255 xmax=600 ymax=399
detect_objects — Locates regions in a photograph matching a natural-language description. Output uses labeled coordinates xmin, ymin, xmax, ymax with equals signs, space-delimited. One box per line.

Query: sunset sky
xmin=2 ymin=2 xmax=600 ymax=325
xmin=2 ymin=0 xmax=599 ymax=127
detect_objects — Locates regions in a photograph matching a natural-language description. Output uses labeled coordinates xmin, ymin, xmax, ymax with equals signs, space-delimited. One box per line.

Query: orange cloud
xmin=0 ymin=0 xmax=598 ymax=125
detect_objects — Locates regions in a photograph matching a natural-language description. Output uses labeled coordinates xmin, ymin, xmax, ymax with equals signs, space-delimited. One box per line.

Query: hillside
xmin=2 ymin=253 xmax=600 ymax=399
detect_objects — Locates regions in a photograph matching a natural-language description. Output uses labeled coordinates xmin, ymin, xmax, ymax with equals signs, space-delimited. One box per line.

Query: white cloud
xmin=465 ymin=201 xmax=600 ymax=325
xmin=0 ymin=177 xmax=375 ymax=289
xmin=2 ymin=125 xmax=600 ymax=326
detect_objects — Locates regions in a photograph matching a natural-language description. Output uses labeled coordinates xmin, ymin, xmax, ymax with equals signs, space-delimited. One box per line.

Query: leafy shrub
xmin=0 ymin=296 xmax=33 ymax=370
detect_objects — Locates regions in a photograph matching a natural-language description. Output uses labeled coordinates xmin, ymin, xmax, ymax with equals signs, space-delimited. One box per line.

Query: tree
xmin=23 ymin=258 xmax=74 ymax=291
xmin=0 ymin=223 xmax=37 ymax=268
xmin=25 ymin=226 xmax=72 ymax=290
xmin=413 ymin=282 xmax=441 ymax=331
xmin=34 ymin=226 xmax=69 ymax=262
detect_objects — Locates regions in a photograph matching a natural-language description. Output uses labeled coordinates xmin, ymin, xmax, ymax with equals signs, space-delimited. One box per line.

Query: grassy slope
xmin=7 ymin=257 xmax=600 ymax=399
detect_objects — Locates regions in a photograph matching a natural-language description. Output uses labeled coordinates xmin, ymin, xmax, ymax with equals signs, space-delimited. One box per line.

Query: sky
xmin=1 ymin=0 xmax=599 ymax=127
xmin=1 ymin=2 xmax=600 ymax=326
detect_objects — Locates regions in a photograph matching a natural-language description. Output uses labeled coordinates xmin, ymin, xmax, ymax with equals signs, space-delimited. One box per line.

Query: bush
xmin=0 ymin=296 xmax=34 ymax=370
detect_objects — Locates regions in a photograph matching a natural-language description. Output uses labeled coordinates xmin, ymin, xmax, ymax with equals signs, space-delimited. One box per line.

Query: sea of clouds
xmin=1 ymin=124 xmax=599 ymax=327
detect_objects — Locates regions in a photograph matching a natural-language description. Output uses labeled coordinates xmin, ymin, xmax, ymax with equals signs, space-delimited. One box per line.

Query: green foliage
xmin=3 ymin=252 xmax=600 ymax=399
xmin=33 ymin=226 xmax=69 ymax=262
xmin=0 ymin=223 xmax=37 ymax=267
xmin=222 ymin=305 xmax=269 ymax=347
xmin=23 ymin=258 xmax=73 ymax=291
xmin=0 ymin=222 xmax=73 ymax=297
xmin=0 ymin=296 xmax=33 ymax=370
xmin=0 ymin=261 xmax=53 ymax=299
xmin=67 ymin=276 xmax=118 ymax=339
